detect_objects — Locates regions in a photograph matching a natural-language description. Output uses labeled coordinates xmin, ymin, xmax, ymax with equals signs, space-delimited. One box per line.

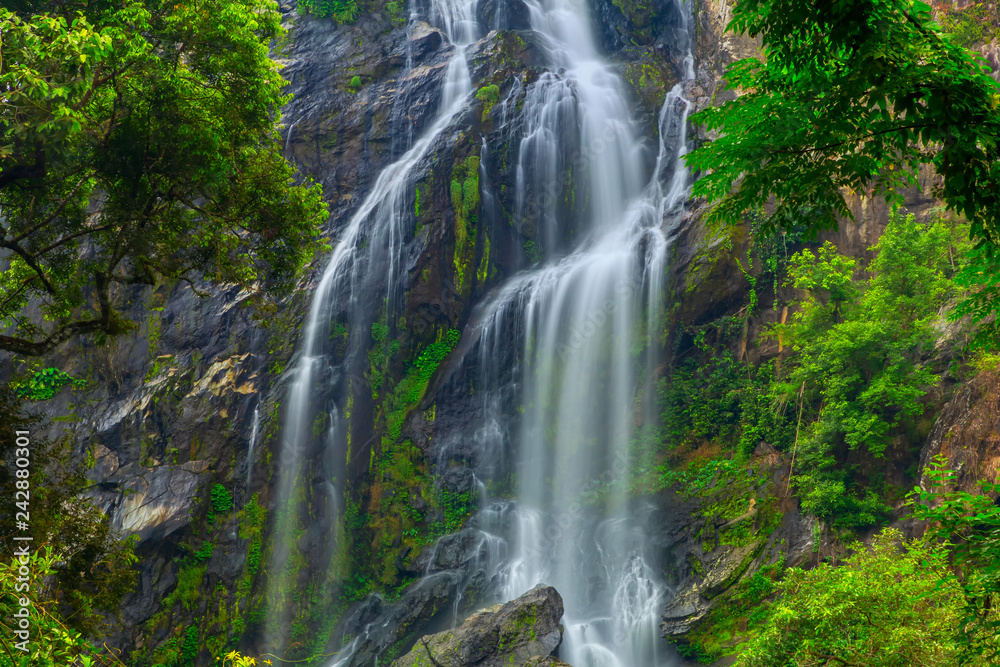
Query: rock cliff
xmin=6 ymin=1 xmax=1000 ymax=666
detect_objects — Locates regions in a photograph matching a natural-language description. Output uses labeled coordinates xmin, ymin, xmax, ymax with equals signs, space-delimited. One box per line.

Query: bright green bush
xmin=734 ymin=529 xmax=963 ymax=667
xmin=773 ymin=209 xmax=960 ymax=526
xmin=211 ymin=484 xmax=233 ymax=513
xmin=16 ymin=367 xmax=82 ymax=400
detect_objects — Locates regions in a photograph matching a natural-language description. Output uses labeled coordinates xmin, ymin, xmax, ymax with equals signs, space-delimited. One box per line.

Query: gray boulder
xmin=392 ymin=585 xmax=566 ymax=667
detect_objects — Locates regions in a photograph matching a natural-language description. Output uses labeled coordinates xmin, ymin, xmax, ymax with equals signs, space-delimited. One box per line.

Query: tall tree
xmin=0 ymin=0 xmax=328 ymax=356
xmin=685 ymin=0 xmax=1000 ymax=242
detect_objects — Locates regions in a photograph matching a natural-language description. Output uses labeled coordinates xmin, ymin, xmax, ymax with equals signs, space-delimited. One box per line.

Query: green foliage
xmin=348 ymin=74 xmax=363 ymax=92
xmin=431 ymin=489 xmax=474 ymax=537
xmin=246 ymin=539 xmax=261 ymax=575
xmin=0 ymin=387 xmax=138 ymax=639
xmin=15 ymin=366 xmax=83 ymax=400
xmin=368 ymin=322 xmax=400 ymax=396
xmin=938 ymin=2 xmax=1000 ymax=49
xmin=161 ymin=565 xmax=206 ymax=613
xmin=677 ymin=558 xmax=786 ymax=662
xmin=524 ymin=240 xmax=543 ymax=264
xmin=910 ymin=458 xmax=1000 ymax=663
xmin=0 ymin=0 xmax=328 ymax=357
xmin=774 ymin=210 xmax=959 ymax=527
xmin=733 ymin=529 xmax=966 ymax=667
xmin=951 ymin=226 xmax=1000 ymax=349
xmin=299 ymin=0 xmax=403 ymax=23
xmin=179 ymin=625 xmax=199 ymax=666
xmin=686 ymin=0 xmax=1000 ymax=253
xmin=210 ymin=484 xmax=234 ymax=513
xmin=476 ymin=84 xmax=501 ymax=121
xmin=194 ymin=541 xmax=216 ymax=561
xmin=0 ymin=547 xmax=127 ymax=667
xmin=661 ymin=323 xmax=793 ymax=459
xmin=382 ymin=329 xmax=461 ymax=441
xmin=299 ymin=0 xmax=360 ymax=22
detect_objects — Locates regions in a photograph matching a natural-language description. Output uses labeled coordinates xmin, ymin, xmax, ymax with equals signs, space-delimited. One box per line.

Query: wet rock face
xmin=647 ymin=445 xmax=814 ymax=641
xmin=476 ymin=0 xmax=532 ymax=31
xmin=391 ymin=585 xmax=565 ymax=667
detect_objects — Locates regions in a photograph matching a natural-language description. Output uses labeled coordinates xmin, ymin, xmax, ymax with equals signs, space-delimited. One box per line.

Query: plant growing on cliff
xmin=775 ymin=209 xmax=960 ymax=527
xmin=0 ymin=386 xmax=138 ymax=639
xmin=0 ymin=0 xmax=328 ymax=357
xmin=0 ymin=548 xmax=131 ymax=667
xmin=910 ymin=458 xmax=1000 ymax=663
xmin=686 ymin=0 xmax=1000 ymax=261
xmin=211 ymin=484 xmax=234 ymax=513
xmin=734 ymin=529 xmax=965 ymax=667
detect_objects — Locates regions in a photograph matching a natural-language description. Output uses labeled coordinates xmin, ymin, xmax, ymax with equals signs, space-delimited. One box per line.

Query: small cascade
xmin=246 ymin=404 xmax=260 ymax=490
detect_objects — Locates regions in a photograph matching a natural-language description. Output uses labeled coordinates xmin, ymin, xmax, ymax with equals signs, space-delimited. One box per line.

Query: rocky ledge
xmin=392 ymin=585 xmax=567 ymax=667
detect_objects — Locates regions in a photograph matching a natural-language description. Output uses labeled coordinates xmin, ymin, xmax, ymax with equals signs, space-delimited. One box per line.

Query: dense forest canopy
xmin=0 ymin=0 xmax=327 ymax=357
xmin=687 ymin=0 xmax=1000 ymax=238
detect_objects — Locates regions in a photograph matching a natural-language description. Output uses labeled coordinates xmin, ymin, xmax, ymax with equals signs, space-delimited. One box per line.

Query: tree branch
xmin=12 ymin=172 xmax=96 ymax=244
xmin=0 ymin=319 xmax=105 ymax=356
xmin=0 ymin=238 xmax=56 ymax=294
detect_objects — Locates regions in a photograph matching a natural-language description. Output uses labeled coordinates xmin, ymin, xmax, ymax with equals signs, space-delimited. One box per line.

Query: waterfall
xmin=269 ymin=0 xmax=695 ymax=661
xmin=265 ymin=0 xmax=477 ymax=649
xmin=472 ymin=0 xmax=696 ymax=664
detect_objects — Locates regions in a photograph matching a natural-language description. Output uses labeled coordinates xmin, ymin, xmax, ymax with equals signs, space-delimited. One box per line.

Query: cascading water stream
xmin=265 ymin=0 xmax=478 ymax=650
xmin=246 ymin=404 xmax=260 ymax=489
xmin=469 ymin=0 xmax=696 ymax=664
xmin=269 ymin=0 xmax=694 ymax=661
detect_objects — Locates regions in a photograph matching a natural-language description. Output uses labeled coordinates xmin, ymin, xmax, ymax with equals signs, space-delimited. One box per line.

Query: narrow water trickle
xmin=246 ymin=404 xmax=260 ymax=490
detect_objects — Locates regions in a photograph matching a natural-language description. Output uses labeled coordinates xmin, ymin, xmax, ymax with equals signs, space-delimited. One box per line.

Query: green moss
xmin=675 ymin=557 xmax=786 ymax=663
xmin=476 ymin=84 xmax=500 ymax=121
xmin=687 ymin=552 xmax=705 ymax=578
xmin=383 ymin=329 xmax=461 ymax=442
xmin=450 ymin=155 xmax=481 ymax=289
xmin=162 ymin=564 xmax=206 ymax=613
xmin=477 ymin=235 xmax=491 ymax=285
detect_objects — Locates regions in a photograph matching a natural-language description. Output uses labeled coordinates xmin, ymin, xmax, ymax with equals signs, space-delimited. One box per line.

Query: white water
xmin=473 ymin=0 xmax=696 ymax=664
xmin=270 ymin=0 xmax=695 ymax=661
xmin=246 ymin=404 xmax=260 ymax=489
xmin=266 ymin=0 xmax=477 ymax=649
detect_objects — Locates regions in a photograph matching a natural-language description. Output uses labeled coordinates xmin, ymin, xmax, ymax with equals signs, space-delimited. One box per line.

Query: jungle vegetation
xmin=2 ymin=0 xmax=1000 ymax=665
xmin=0 ymin=0 xmax=328 ymax=357
xmin=673 ymin=0 xmax=1000 ymax=662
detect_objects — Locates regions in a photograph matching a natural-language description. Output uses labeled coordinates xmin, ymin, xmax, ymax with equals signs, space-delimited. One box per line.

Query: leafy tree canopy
xmin=774 ymin=209 xmax=963 ymax=526
xmin=734 ymin=529 xmax=972 ymax=667
xmin=686 ymin=0 xmax=1000 ymax=244
xmin=0 ymin=0 xmax=328 ymax=357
